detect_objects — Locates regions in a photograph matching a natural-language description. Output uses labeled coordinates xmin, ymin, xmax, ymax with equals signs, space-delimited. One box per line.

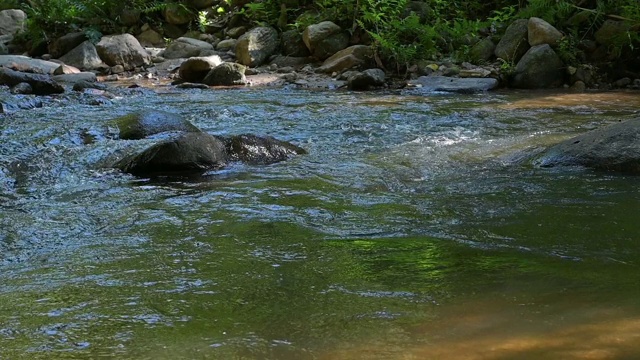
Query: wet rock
xmin=202 ymin=62 xmax=247 ymax=86
xmin=49 ymin=32 xmax=88 ymax=58
xmin=318 ymin=45 xmax=373 ymax=73
xmin=281 ymin=29 xmax=310 ymax=57
xmin=59 ymin=41 xmax=104 ymax=70
xmin=0 ymin=55 xmax=61 ymax=74
xmin=0 ymin=67 xmax=64 ymax=95
xmin=235 ymin=26 xmax=279 ymax=67
xmin=511 ymin=44 xmax=565 ymax=89
xmin=0 ymin=9 xmax=26 ymax=36
xmin=535 ymin=118 xmax=640 ymax=173
xmin=347 ymin=68 xmax=386 ymax=90
xmin=112 ymin=109 xmax=202 ymax=140
xmin=495 ymin=19 xmax=530 ymax=63
xmin=9 ymin=82 xmax=32 ymax=94
xmin=163 ymin=37 xmax=214 ymax=59
xmin=96 ymin=34 xmax=151 ymax=70
xmin=178 ymin=55 xmax=222 ymax=83
xmin=528 ymin=17 xmax=563 ymax=47
xmin=225 ymin=134 xmax=307 ymax=165
xmin=52 ymin=72 xmax=97 ymax=84
xmin=408 ymin=76 xmax=499 ymax=93
xmin=117 ymin=132 xmax=227 ymax=176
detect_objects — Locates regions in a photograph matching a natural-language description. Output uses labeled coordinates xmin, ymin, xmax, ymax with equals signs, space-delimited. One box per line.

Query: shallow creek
xmin=1 ymin=87 xmax=639 ymax=359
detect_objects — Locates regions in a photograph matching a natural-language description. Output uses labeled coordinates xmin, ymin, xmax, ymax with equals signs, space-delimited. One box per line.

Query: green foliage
xmin=0 ymin=0 xmax=19 ymax=11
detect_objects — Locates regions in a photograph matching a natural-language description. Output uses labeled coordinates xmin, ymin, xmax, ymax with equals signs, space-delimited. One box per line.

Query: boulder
xmin=0 ymin=55 xmax=61 ymax=74
xmin=225 ymin=134 xmax=307 ymax=165
xmin=117 ymin=132 xmax=227 ymax=176
xmin=137 ymin=29 xmax=165 ymax=48
xmin=0 ymin=9 xmax=26 ymax=36
xmin=318 ymin=45 xmax=373 ymax=73
xmin=96 ymin=34 xmax=151 ymax=70
xmin=281 ymin=29 xmax=310 ymax=57
xmin=163 ymin=3 xmax=194 ymax=25
xmin=594 ymin=20 xmax=629 ymax=46
xmin=312 ymin=32 xmax=349 ymax=60
xmin=163 ymin=37 xmax=214 ymax=59
xmin=178 ymin=55 xmax=223 ymax=82
xmin=0 ymin=67 xmax=64 ymax=95
xmin=216 ymin=39 xmax=237 ymax=51
xmin=303 ymin=21 xmax=341 ymax=52
xmin=58 ymin=41 xmax=104 ymax=70
xmin=226 ymin=26 xmax=247 ymax=39
xmin=202 ymin=62 xmax=247 ymax=86
xmin=112 ymin=109 xmax=202 ymax=140
xmin=495 ymin=19 xmax=530 ymax=63
xmin=535 ymin=118 xmax=640 ymax=173
xmin=528 ymin=17 xmax=563 ymax=47
xmin=235 ymin=26 xmax=279 ymax=67
xmin=10 ymin=82 xmax=32 ymax=94
xmin=347 ymin=68 xmax=385 ymax=90
xmin=408 ymin=76 xmax=499 ymax=93
xmin=469 ymin=37 xmax=495 ymax=63
xmin=53 ymin=64 xmax=81 ymax=75
xmin=49 ymin=32 xmax=88 ymax=59
xmin=511 ymin=44 xmax=565 ymax=89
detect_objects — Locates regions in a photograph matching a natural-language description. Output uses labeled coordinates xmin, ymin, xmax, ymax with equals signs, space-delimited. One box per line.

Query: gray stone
xmin=347 ymin=68 xmax=386 ymax=90
xmin=117 ymin=132 xmax=227 ymax=177
xmin=408 ymin=76 xmax=499 ymax=93
xmin=216 ymin=39 xmax=237 ymax=51
xmin=226 ymin=26 xmax=247 ymax=39
xmin=202 ymin=62 xmax=247 ymax=86
xmin=96 ymin=34 xmax=151 ymax=70
xmin=303 ymin=21 xmax=341 ymax=52
xmin=495 ymin=19 xmax=530 ymax=63
xmin=178 ymin=55 xmax=223 ymax=82
xmin=163 ymin=37 xmax=214 ymax=59
xmin=0 ymin=9 xmax=26 ymax=36
xmin=225 ymin=134 xmax=307 ymax=165
xmin=53 ymin=64 xmax=80 ymax=75
xmin=318 ymin=45 xmax=373 ymax=73
xmin=0 ymin=55 xmax=61 ymax=74
xmin=137 ymin=29 xmax=165 ymax=48
xmin=511 ymin=44 xmax=565 ymax=89
xmin=528 ymin=17 xmax=563 ymax=47
xmin=10 ymin=82 xmax=32 ymax=94
xmin=312 ymin=32 xmax=349 ymax=60
xmin=235 ymin=26 xmax=279 ymax=67
xmin=49 ymin=32 xmax=87 ymax=58
xmin=0 ymin=67 xmax=64 ymax=95
xmin=58 ymin=41 xmax=104 ymax=70
xmin=535 ymin=118 xmax=640 ymax=173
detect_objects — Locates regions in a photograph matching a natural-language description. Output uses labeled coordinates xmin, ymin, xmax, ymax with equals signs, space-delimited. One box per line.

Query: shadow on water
xmin=1 ymin=88 xmax=639 ymax=358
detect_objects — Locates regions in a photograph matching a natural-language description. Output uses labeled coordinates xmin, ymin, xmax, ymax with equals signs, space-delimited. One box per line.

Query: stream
xmin=1 ymin=87 xmax=639 ymax=359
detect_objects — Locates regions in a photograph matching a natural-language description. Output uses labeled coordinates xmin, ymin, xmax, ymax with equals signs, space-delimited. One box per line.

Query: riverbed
xmin=1 ymin=87 xmax=639 ymax=359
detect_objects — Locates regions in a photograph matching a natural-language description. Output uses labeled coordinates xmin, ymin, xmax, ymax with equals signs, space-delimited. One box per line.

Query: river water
xmin=0 ymin=87 xmax=639 ymax=359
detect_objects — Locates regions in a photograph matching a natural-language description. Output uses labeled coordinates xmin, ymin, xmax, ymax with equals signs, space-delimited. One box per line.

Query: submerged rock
xmin=408 ymin=76 xmax=499 ymax=93
xmin=535 ymin=118 xmax=640 ymax=173
xmin=225 ymin=134 xmax=307 ymax=165
xmin=113 ymin=110 xmax=201 ymax=140
xmin=117 ymin=132 xmax=227 ymax=176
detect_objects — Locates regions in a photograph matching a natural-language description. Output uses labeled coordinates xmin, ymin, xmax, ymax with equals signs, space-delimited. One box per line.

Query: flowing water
xmin=1 ymin=87 xmax=639 ymax=359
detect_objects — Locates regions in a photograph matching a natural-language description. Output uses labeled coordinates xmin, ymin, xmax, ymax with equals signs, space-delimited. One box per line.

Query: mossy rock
xmin=113 ymin=110 xmax=201 ymax=140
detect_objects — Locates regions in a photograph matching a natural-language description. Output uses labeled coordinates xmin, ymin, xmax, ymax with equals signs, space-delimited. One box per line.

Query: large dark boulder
xmin=511 ymin=44 xmax=564 ymax=89
xmin=225 ymin=134 xmax=307 ymax=165
xmin=535 ymin=118 xmax=640 ymax=173
xmin=0 ymin=67 xmax=64 ymax=95
xmin=117 ymin=132 xmax=227 ymax=176
xmin=347 ymin=68 xmax=386 ymax=90
xmin=49 ymin=32 xmax=88 ymax=59
xmin=112 ymin=110 xmax=202 ymax=140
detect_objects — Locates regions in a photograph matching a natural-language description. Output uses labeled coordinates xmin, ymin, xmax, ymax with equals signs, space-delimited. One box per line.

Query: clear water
xmin=1 ymin=87 xmax=639 ymax=359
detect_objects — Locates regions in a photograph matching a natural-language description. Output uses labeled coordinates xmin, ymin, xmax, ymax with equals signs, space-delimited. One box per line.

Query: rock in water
xmin=113 ymin=110 xmax=202 ymax=140
xmin=225 ymin=134 xmax=307 ymax=165
xmin=535 ymin=118 xmax=640 ymax=173
xmin=0 ymin=67 xmax=64 ymax=95
xmin=202 ymin=62 xmax=247 ymax=86
xmin=117 ymin=133 xmax=227 ymax=176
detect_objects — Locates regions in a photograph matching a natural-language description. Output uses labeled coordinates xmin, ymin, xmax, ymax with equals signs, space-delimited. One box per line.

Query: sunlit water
xmin=1 ymin=87 xmax=639 ymax=359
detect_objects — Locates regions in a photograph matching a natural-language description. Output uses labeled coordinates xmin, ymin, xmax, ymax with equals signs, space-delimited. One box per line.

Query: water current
xmin=0 ymin=87 xmax=639 ymax=359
